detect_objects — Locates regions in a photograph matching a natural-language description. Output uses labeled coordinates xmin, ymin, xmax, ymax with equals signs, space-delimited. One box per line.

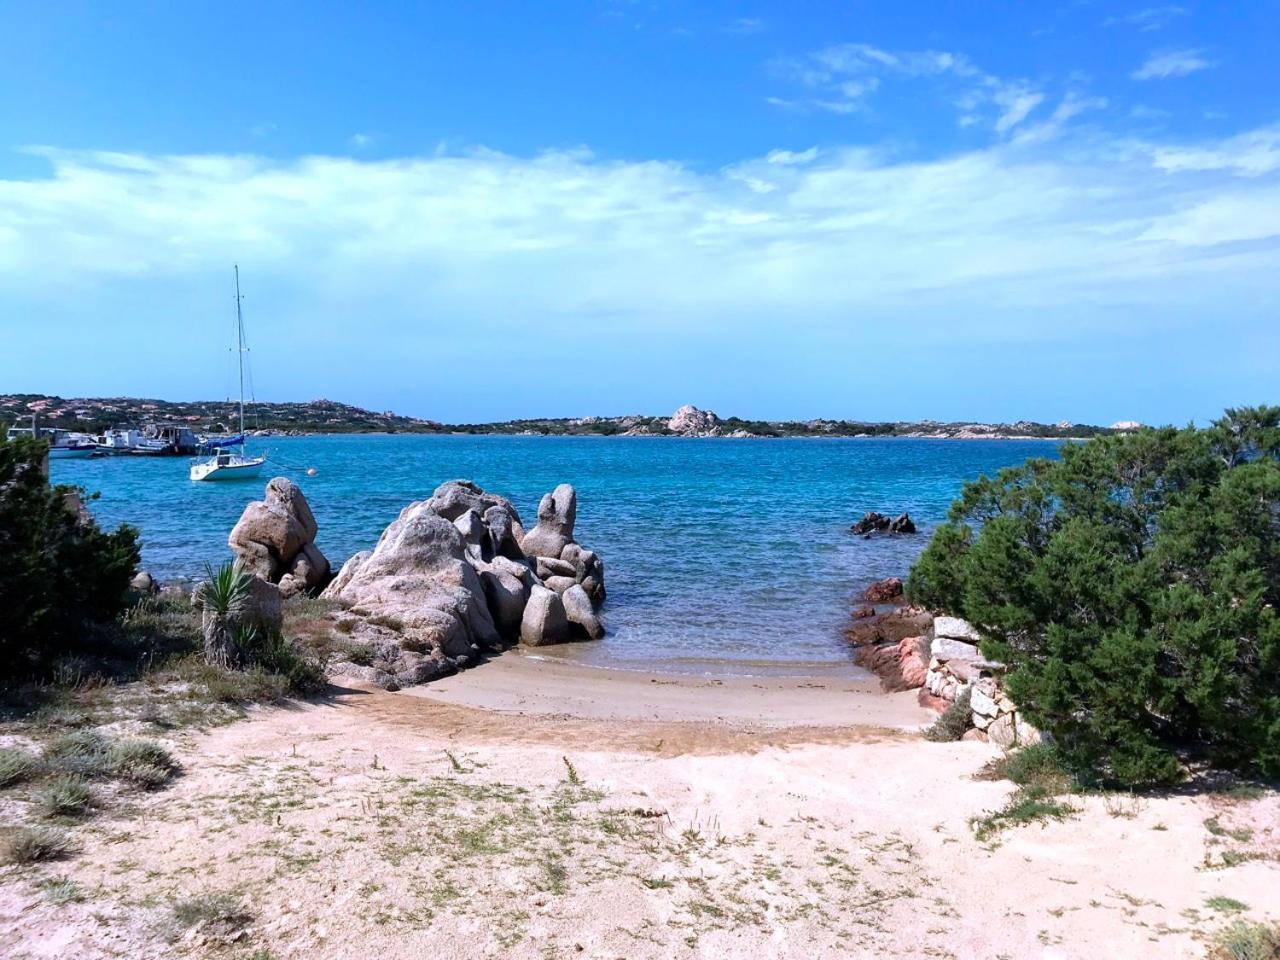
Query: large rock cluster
xmin=320 ymin=480 xmax=606 ymax=689
xmin=229 ymin=478 xmax=331 ymax=598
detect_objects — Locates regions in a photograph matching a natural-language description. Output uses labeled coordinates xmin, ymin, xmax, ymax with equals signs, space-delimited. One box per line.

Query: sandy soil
xmin=2 ymin=658 xmax=1277 ymax=959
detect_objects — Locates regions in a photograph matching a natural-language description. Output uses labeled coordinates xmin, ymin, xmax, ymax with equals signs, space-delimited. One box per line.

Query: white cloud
xmin=1149 ymin=125 xmax=1280 ymax=176
xmin=1132 ymin=49 xmax=1213 ymax=80
xmin=349 ymin=133 xmax=375 ymax=150
xmin=1105 ymin=6 xmax=1187 ymax=31
xmin=1013 ymin=93 xmax=1108 ymax=144
xmin=773 ymin=42 xmax=1052 ymax=136
xmin=2 ymin=129 xmax=1276 ymax=322
xmin=994 ymin=88 xmax=1045 ymax=134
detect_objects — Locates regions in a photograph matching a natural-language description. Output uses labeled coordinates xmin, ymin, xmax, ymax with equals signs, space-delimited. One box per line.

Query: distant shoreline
xmin=6 ymin=393 xmax=1123 ymax=442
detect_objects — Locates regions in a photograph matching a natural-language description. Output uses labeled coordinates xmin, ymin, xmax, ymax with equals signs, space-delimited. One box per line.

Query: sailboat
xmin=190 ymin=265 xmax=267 ymax=482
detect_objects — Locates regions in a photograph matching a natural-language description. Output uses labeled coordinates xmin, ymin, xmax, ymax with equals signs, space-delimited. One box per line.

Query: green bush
xmin=0 ymin=434 xmax=139 ymax=676
xmin=907 ymin=407 xmax=1280 ymax=786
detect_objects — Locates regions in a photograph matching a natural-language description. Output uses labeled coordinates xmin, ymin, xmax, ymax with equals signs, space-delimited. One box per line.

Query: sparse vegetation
xmin=1212 ymin=921 xmax=1280 ymax=960
xmin=44 ymin=730 xmax=112 ymax=778
xmin=38 ymin=875 xmax=87 ymax=904
xmin=170 ymin=892 xmax=253 ymax=937
xmin=970 ymin=788 xmax=1077 ymax=842
xmin=37 ymin=774 xmax=96 ymax=818
xmin=3 ymin=825 xmax=74 ymax=864
xmin=1207 ymin=896 xmax=1250 ymax=914
xmin=107 ymin=738 xmax=178 ymax=788
xmin=922 ymin=686 xmax=972 ymax=742
xmin=978 ymin=743 xmax=1074 ymax=793
xmin=0 ymin=746 xmax=43 ymax=787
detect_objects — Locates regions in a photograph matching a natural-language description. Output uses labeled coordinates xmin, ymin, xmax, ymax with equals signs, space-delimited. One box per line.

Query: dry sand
xmin=2 ymin=653 xmax=1277 ymax=959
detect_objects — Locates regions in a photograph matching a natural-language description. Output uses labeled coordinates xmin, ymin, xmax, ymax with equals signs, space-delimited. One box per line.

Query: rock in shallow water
xmin=318 ymin=480 xmax=609 ymax=685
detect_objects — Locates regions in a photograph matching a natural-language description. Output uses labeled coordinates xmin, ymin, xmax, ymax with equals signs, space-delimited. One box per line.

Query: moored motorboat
xmin=5 ymin=422 xmax=100 ymax=458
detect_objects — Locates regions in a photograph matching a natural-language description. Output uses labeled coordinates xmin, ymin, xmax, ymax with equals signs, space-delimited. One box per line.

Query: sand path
xmin=2 ymin=657 xmax=1277 ymax=958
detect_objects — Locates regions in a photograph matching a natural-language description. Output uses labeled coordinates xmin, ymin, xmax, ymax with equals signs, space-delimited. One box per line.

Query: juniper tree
xmin=0 ymin=434 xmax=139 ymax=674
xmin=907 ymin=407 xmax=1280 ymax=786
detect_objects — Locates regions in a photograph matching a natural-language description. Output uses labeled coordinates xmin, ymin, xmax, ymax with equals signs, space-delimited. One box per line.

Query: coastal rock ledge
xmin=319 ymin=480 xmax=606 ymax=689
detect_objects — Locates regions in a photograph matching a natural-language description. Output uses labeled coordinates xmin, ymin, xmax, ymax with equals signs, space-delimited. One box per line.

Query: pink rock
xmin=896 ymin=636 xmax=930 ymax=688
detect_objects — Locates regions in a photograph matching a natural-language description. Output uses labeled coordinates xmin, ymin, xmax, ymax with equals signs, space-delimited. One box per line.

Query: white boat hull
xmin=49 ymin=447 xmax=97 ymax=459
xmin=190 ymin=456 xmax=266 ymax=482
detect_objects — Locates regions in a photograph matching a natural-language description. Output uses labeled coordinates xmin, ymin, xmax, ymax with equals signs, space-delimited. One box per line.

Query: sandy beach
xmin=3 ymin=657 xmax=1276 ymax=959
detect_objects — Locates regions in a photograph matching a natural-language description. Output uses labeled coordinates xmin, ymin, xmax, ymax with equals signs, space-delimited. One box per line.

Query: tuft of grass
xmin=562 ymin=756 xmax=581 ymax=785
xmin=1205 ymin=816 xmax=1255 ymax=843
xmin=170 ymin=892 xmax=252 ymax=933
xmin=37 ymin=774 xmax=96 ymax=818
xmin=3 ymin=826 xmax=74 ymax=864
xmin=1206 ymin=896 xmax=1250 ymax=914
xmin=236 ymin=630 xmax=327 ymax=696
xmin=923 ymin=685 xmax=973 ymax=742
xmin=340 ymin=642 xmax=376 ymax=666
xmin=38 ymin=876 xmax=87 ymax=904
xmin=1211 ymin=921 xmax=1280 ymax=960
xmin=0 ymin=747 xmax=43 ymax=788
xmin=971 ymin=787 xmax=1077 ymax=842
xmin=43 ymin=731 xmax=111 ymax=778
xmin=978 ymin=743 xmax=1074 ymax=793
xmin=1102 ymin=792 xmax=1146 ymax=819
xmin=107 ymin=738 xmax=179 ymax=789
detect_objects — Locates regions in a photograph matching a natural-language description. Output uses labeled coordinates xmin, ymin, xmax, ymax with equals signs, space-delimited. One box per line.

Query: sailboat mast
xmin=234 ymin=264 xmax=246 ymax=453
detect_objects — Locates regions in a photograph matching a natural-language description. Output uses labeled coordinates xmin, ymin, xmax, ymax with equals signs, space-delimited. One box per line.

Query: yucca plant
xmin=198 ymin=562 xmax=254 ymax=668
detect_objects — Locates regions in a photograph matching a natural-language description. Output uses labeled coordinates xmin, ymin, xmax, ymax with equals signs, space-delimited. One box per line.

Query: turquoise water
xmin=52 ymin=436 xmax=1061 ymax=672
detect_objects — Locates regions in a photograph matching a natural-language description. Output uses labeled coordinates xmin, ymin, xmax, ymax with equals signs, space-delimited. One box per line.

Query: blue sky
xmin=1 ymin=1 xmax=1277 ymax=425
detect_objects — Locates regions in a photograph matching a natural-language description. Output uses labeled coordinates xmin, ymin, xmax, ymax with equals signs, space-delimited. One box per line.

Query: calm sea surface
xmin=51 ymin=436 xmax=1062 ymax=675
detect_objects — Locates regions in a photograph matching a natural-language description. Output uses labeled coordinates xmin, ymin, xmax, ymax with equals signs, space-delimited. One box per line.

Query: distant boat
xmin=6 ymin=419 xmax=99 ymax=459
xmin=190 ymin=265 xmax=266 ymax=482
xmin=100 ymin=426 xmax=171 ymax=455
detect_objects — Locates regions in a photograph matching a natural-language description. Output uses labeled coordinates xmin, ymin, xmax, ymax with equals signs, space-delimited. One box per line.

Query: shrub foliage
xmin=907 ymin=407 xmax=1280 ymax=786
xmin=0 ymin=434 xmax=139 ymax=673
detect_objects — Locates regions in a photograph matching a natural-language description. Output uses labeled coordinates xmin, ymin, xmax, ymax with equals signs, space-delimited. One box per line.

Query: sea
xmin=51 ymin=435 xmax=1063 ymax=676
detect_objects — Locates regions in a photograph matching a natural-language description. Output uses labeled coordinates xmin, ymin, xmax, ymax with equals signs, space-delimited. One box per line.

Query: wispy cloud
xmin=771 ymin=42 xmax=1066 ymax=137
xmin=348 ymin=132 xmax=376 ymax=150
xmin=1104 ymin=6 xmax=1186 ymax=31
xmin=1148 ymin=124 xmax=1280 ymax=176
xmin=1132 ymin=49 xmax=1213 ymax=80
xmin=994 ymin=88 xmax=1045 ymax=134
xmin=726 ymin=17 xmax=764 ymax=35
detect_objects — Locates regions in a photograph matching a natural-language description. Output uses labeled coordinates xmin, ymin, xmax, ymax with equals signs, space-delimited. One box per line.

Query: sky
xmin=0 ymin=1 xmax=1277 ymax=426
